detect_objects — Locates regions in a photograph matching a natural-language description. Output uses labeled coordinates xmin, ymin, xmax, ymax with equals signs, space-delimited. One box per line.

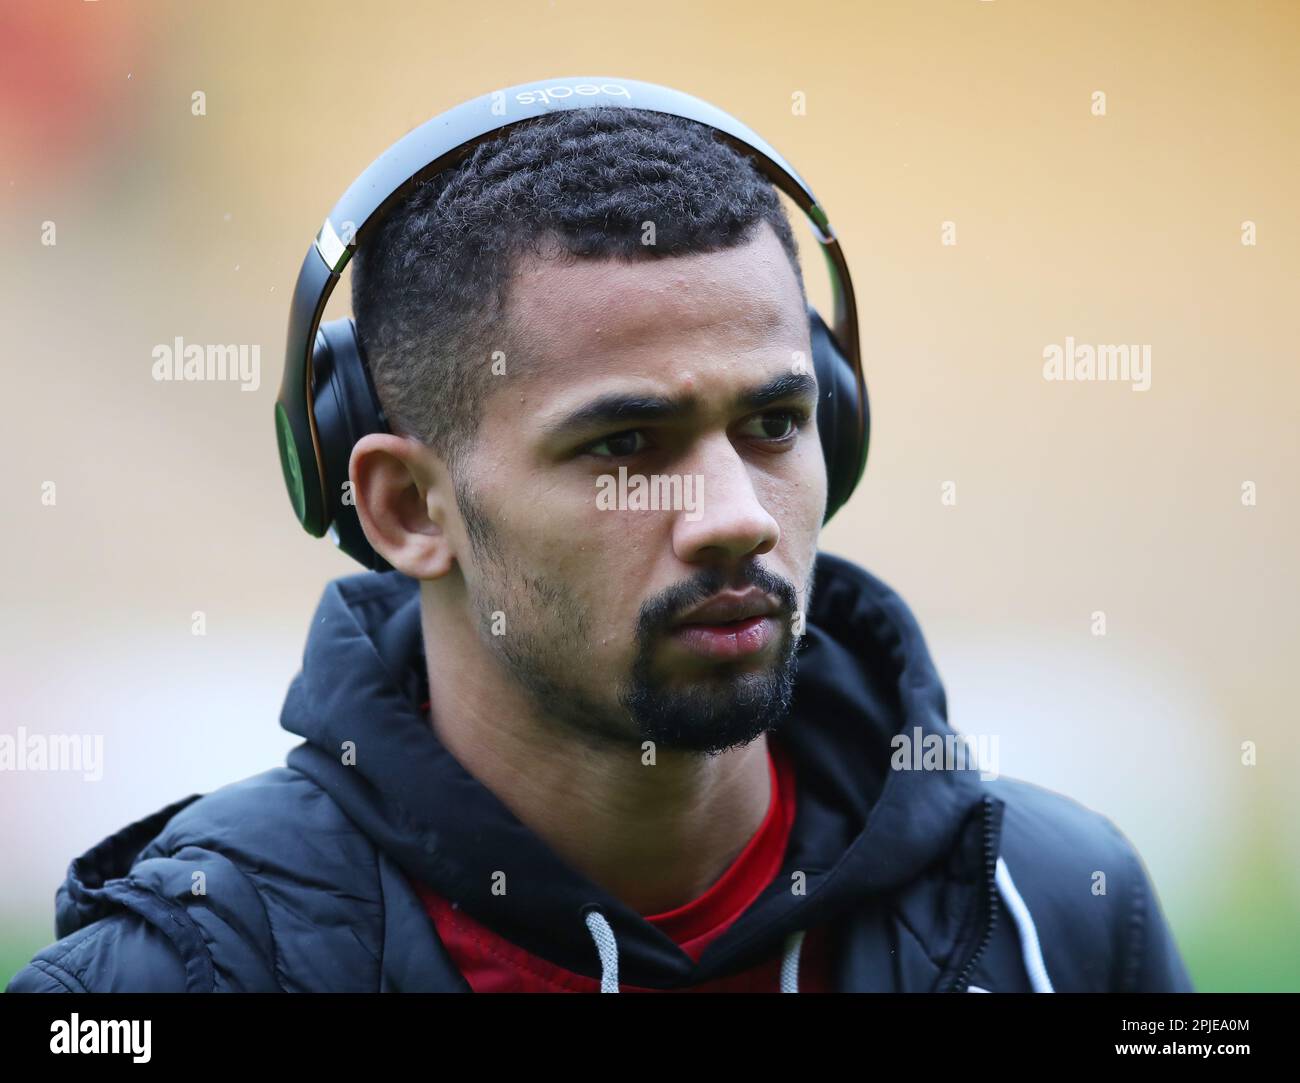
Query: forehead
xmin=500 ymin=221 xmax=809 ymax=401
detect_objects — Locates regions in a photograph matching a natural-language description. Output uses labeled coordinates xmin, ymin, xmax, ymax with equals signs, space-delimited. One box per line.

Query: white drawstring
xmin=583 ymin=911 xmax=807 ymax=992
xmin=582 ymin=857 xmax=1054 ymax=994
xmin=779 ymin=929 xmax=804 ymax=992
xmin=994 ymin=856 xmax=1055 ymax=992
xmin=583 ymin=910 xmax=620 ymax=992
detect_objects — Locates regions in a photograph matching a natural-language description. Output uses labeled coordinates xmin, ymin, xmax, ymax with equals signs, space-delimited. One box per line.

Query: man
xmin=8 ymin=105 xmax=1193 ymax=993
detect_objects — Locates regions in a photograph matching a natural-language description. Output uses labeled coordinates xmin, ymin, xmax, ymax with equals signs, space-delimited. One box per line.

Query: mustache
xmin=636 ymin=563 xmax=800 ymax=640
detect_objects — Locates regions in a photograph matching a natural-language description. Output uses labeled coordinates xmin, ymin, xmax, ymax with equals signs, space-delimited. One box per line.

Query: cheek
xmin=761 ymin=447 xmax=826 ymax=531
xmin=564 ymin=514 xmax=658 ymax=629
xmin=800 ymin=431 xmax=830 ymax=510
xmin=757 ymin=450 xmax=825 ymax=581
xmin=491 ymin=503 xmax=650 ymax=651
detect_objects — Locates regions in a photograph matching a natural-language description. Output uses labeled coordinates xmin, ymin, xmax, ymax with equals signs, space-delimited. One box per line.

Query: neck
xmin=418 ymin=590 xmax=772 ymax=915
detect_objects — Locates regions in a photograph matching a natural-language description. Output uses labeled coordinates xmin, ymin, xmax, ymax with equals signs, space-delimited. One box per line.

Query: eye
xmin=737 ymin=408 xmax=810 ymax=442
xmin=583 ymin=429 xmax=650 ymax=458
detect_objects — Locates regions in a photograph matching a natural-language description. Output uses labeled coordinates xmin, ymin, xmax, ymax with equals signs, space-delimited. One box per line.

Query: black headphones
xmin=275 ymin=76 xmax=870 ymax=571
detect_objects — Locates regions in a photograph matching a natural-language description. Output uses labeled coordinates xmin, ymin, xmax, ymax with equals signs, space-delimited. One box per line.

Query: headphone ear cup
xmin=809 ymin=304 xmax=870 ymax=524
xmin=311 ymin=318 xmax=393 ymax=571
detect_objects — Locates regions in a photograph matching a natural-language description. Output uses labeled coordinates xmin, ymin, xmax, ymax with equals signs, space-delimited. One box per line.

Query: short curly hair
xmin=350 ymin=105 xmax=807 ymax=478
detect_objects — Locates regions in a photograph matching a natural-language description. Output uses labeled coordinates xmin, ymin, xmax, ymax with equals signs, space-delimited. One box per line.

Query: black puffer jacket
xmin=7 ymin=552 xmax=1194 ymax=992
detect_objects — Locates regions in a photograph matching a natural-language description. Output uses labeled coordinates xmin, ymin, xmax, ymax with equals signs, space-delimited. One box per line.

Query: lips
xmin=665 ymin=588 xmax=782 ymax=661
xmin=669 ymin=613 xmax=779 ymax=660
xmin=672 ymin=589 xmax=780 ymax=628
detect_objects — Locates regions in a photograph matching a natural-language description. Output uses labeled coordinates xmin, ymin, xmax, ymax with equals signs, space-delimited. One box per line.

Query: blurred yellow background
xmin=1 ymin=0 xmax=1296 ymax=990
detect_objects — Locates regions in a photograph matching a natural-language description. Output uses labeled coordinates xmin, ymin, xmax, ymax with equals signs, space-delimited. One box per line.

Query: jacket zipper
xmin=945 ymin=794 xmax=999 ymax=992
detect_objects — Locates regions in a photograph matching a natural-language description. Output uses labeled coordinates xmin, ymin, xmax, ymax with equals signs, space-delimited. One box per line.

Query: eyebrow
xmin=542 ymin=372 xmax=820 ymax=443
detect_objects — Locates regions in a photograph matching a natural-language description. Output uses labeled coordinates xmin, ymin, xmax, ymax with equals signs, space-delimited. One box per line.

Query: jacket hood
xmin=277 ymin=549 xmax=993 ymax=988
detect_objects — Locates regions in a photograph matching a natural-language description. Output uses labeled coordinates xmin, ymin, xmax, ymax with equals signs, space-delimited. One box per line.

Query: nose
xmin=671 ymin=437 xmax=780 ymax=564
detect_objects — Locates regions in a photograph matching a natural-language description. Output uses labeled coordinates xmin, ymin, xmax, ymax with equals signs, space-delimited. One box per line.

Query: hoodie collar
xmin=279 ymin=550 xmax=989 ymax=987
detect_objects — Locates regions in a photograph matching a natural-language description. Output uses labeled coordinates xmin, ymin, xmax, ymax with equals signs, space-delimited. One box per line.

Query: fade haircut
xmin=350 ymin=105 xmax=808 ymax=480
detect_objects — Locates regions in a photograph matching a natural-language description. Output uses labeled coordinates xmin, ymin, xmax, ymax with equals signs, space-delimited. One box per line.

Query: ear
xmin=349 ymin=433 xmax=457 ymax=579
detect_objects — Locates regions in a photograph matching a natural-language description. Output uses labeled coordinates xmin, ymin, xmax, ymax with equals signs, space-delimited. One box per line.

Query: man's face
xmin=452 ymin=220 xmax=826 ymax=755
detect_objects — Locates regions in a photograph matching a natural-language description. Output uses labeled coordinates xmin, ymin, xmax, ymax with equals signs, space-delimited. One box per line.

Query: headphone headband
xmin=276 ymin=75 xmax=866 ymax=543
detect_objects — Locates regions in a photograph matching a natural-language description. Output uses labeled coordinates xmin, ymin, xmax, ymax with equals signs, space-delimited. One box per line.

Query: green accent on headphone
xmin=275 ymin=402 xmax=306 ymax=524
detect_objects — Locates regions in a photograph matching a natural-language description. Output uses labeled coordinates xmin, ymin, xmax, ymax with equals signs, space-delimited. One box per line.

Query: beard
xmin=455 ymin=478 xmax=807 ymax=755
xmin=615 ymin=561 xmax=803 ymax=754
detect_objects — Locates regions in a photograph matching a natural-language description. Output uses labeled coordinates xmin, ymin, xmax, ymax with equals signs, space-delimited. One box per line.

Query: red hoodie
xmin=408 ymin=716 xmax=831 ymax=992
